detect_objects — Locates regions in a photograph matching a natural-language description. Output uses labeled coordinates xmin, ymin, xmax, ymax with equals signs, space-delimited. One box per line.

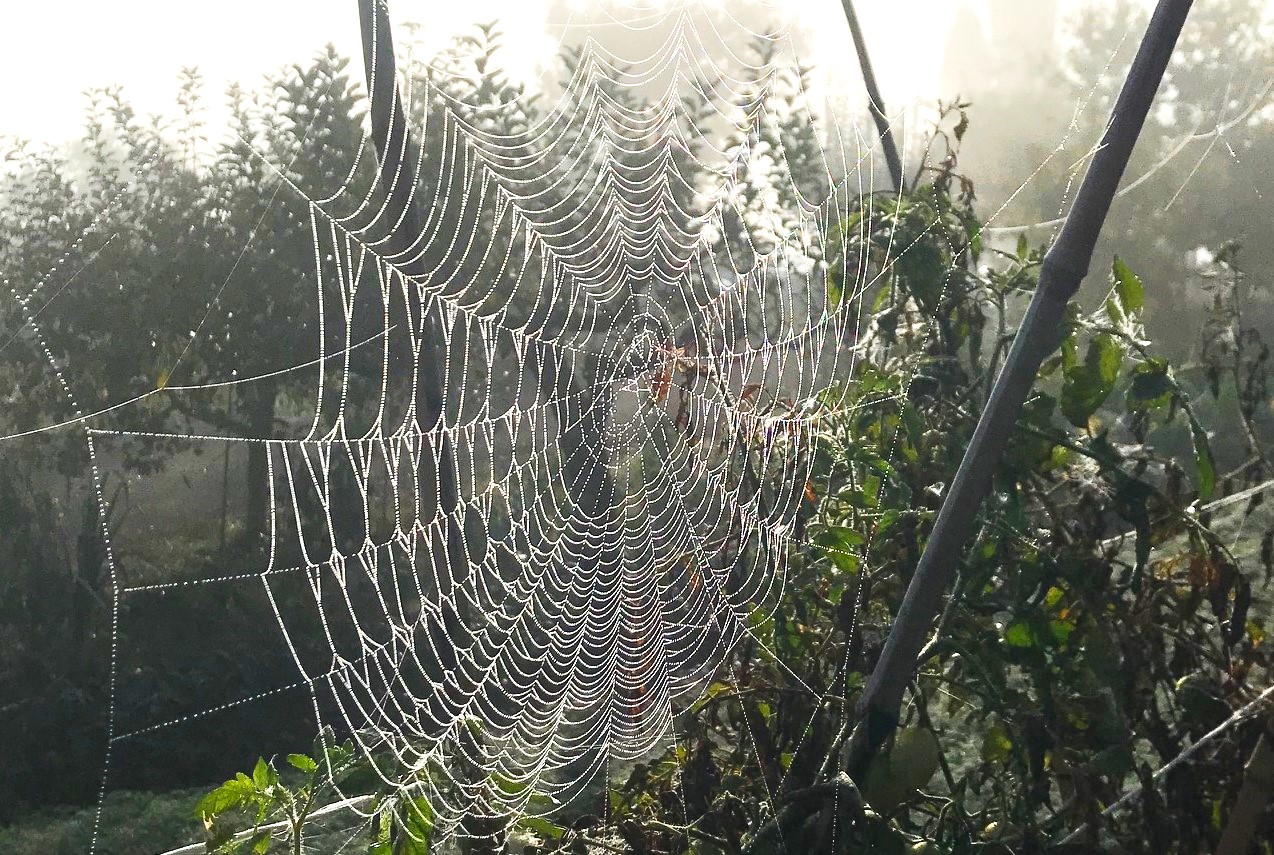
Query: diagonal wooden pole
xmin=841 ymin=0 xmax=904 ymax=194
xmin=1214 ymin=729 xmax=1274 ymax=855
xmin=843 ymin=0 xmax=1195 ymax=782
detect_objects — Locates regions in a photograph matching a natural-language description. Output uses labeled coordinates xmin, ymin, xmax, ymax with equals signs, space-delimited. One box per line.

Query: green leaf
xmin=491 ymin=772 xmax=527 ymax=796
xmin=196 ymin=777 xmax=256 ymax=819
xmin=1061 ymin=333 xmax=1123 ymax=427
xmin=901 ymin=403 xmax=925 ymax=443
xmin=517 ymin=815 xmax=565 ymax=840
xmin=897 ymin=243 xmax=945 ymax=310
xmin=967 ymin=218 xmax=983 ymax=257
xmin=812 ymin=524 xmax=864 ymax=574
xmin=1048 ymin=619 xmax=1076 ymax=646
xmin=250 ymin=830 xmax=272 ymax=854
xmin=688 ymin=680 xmax=733 ymax=714
xmin=370 ymin=808 xmax=393 ymax=855
xmin=1105 ymin=297 xmax=1126 ymax=326
xmin=1112 ymin=256 xmax=1144 ymax=313
xmin=252 ymin=757 xmax=273 ymax=790
xmin=981 ymin=721 xmax=1013 ymax=763
xmin=397 ymin=797 xmax=434 ymax=855
xmin=1004 ymin=622 xmax=1035 ymax=648
xmin=287 ymin=753 xmax=318 ymax=774
xmin=826 ymin=270 xmax=842 ymax=312
xmin=1188 ymin=411 xmax=1216 ymax=500
xmin=1126 ymin=358 xmax=1174 ymax=411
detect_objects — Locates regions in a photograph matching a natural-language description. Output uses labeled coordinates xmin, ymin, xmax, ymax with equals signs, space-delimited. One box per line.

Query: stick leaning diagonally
xmin=842 ymin=0 xmax=1195 ymax=782
xmin=841 ymin=0 xmax=904 ymax=194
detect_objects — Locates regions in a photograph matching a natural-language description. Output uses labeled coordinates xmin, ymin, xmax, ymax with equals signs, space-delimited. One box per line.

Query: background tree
xmin=943 ymin=0 xmax=1274 ymax=365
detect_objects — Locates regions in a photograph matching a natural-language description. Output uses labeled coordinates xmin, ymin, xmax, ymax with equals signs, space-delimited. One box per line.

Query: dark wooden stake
xmin=843 ymin=0 xmax=1195 ymax=782
xmin=357 ymin=0 xmax=449 ymax=428
xmin=1216 ymin=730 xmax=1274 ymax=855
xmin=841 ymin=0 xmax=904 ymax=194
xmin=356 ymin=0 xmax=619 ymax=570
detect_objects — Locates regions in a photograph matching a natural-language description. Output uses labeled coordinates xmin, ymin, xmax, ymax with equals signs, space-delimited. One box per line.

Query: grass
xmin=0 ymin=788 xmax=204 ymax=855
xmin=0 ymin=786 xmax=379 ymax=855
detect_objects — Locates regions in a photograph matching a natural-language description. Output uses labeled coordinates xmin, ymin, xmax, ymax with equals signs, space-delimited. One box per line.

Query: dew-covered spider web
xmin=3 ymin=0 xmax=1272 ymax=851
xmin=93 ymin=2 xmax=894 ymax=840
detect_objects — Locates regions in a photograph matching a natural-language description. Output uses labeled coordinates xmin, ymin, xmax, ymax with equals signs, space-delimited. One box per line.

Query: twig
xmin=643 ymin=818 xmax=733 ymax=852
xmin=1056 ymin=682 xmax=1274 ymax=846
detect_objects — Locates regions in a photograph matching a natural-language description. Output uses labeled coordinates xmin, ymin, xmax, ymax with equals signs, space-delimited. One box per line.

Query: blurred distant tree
xmin=205 ymin=45 xmax=371 ymax=544
xmin=1060 ymin=0 xmax=1274 ymax=333
xmin=0 ymin=49 xmax=373 ymax=810
xmin=940 ymin=0 xmax=1274 ymax=371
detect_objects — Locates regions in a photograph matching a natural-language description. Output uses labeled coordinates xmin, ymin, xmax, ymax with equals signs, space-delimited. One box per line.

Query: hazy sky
xmin=0 ymin=0 xmax=971 ymax=147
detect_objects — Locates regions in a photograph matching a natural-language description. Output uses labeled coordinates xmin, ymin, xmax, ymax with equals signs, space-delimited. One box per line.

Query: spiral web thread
xmin=90 ymin=1 xmax=910 ymax=840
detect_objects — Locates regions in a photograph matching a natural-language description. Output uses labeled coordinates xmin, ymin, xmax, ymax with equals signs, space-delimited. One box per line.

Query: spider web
xmin=84 ymin=2 xmax=891 ymax=842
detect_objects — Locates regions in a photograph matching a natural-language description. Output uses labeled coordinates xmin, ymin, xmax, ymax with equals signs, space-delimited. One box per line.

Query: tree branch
xmin=840 ymin=0 xmax=904 ymax=194
xmin=843 ymin=0 xmax=1195 ymax=783
xmin=356 ymin=0 xmax=621 ymax=637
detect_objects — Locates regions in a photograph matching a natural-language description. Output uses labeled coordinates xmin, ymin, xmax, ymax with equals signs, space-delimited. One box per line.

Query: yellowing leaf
xmin=981 ymin=721 xmax=1013 ymax=763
